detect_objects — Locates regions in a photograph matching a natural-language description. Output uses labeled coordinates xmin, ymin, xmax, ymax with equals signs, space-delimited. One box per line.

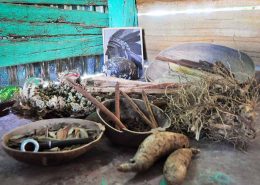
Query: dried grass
xmin=165 ymin=65 xmax=259 ymax=149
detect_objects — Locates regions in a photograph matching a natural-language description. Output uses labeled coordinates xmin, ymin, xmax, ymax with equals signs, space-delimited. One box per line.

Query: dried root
xmin=117 ymin=132 xmax=189 ymax=172
xmin=166 ymin=65 xmax=259 ymax=149
xmin=163 ymin=148 xmax=200 ymax=185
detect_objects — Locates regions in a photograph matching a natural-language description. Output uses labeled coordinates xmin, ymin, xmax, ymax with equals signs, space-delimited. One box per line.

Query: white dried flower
xmin=46 ymin=95 xmax=58 ymax=109
xmin=70 ymin=103 xmax=83 ymax=112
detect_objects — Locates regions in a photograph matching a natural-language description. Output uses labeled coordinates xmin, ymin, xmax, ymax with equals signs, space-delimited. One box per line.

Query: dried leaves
xmin=8 ymin=123 xmax=99 ymax=152
xmin=56 ymin=126 xmax=70 ymax=140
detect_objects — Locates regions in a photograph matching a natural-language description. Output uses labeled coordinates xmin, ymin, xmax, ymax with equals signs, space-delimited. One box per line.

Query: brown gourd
xmin=163 ymin=148 xmax=200 ymax=185
xmin=117 ymin=132 xmax=189 ymax=172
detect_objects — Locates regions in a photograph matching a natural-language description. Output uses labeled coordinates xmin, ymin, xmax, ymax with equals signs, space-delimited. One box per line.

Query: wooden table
xmin=0 ymin=112 xmax=259 ymax=185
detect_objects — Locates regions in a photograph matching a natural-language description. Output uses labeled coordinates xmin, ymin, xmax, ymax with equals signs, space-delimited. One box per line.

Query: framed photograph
xmin=102 ymin=27 xmax=144 ymax=78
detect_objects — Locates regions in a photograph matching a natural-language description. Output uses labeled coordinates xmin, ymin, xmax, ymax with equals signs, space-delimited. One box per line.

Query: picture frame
xmin=102 ymin=27 xmax=144 ymax=77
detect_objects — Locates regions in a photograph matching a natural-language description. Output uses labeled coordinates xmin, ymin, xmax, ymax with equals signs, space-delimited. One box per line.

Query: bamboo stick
xmin=65 ymin=78 xmax=126 ymax=130
xmin=142 ymin=90 xmax=158 ymax=128
xmin=120 ymin=90 xmax=156 ymax=129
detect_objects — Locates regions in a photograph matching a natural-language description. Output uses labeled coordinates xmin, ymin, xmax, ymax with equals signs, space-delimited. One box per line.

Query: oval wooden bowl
xmin=96 ymin=98 xmax=171 ymax=147
xmin=2 ymin=118 xmax=105 ymax=166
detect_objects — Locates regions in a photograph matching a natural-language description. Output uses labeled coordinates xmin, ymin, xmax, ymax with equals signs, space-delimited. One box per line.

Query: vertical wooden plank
xmin=8 ymin=66 xmax=17 ymax=86
xmin=97 ymin=54 xmax=104 ymax=72
xmin=61 ymin=59 xmax=69 ymax=72
xmin=86 ymin=56 xmax=96 ymax=74
xmin=48 ymin=61 xmax=57 ymax=81
xmin=28 ymin=64 xmax=35 ymax=77
xmin=68 ymin=58 xmax=73 ymax=71
xmin=0 ymin=67 xmax=9 ymax=87
xmin=79 ymin=56 xmax=86 ymax=75
xmin=25 ymin=64 xmax=33 ymax=79
xmin=17 ymin=65 xmax=26 ymax=86
xmin=95 ymin=55 xmax=100 ymax=72
xmin=108 ymin=0 xmax=138 ymax=27
xmin=41 ymin=62 xmax=49 ymax=80
xmin=56 ymin=59 xmax=62 ymax=74
xmin=73 ymin=57 xmax=84 ymax=75
xmin=83 ymin=56 xmax=88 ymax=75
xmin=34 ymin=63 xmax=42 ymax=77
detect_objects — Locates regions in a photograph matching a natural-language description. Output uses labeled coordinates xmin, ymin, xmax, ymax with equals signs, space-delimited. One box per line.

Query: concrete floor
xmin=0 ymin=112 xmax=260 ymax=185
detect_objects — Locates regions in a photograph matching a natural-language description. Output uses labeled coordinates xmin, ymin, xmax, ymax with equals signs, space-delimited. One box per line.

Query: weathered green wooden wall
xmin=0 ymin=0 xmax=139 ymax=86
xmin=108 ymin=0 xmax=138 ymax=27
xmin=0 ymin=1 xmax=108 ymax=67
xmin=1 ymin=35 xmax=103 ymax=66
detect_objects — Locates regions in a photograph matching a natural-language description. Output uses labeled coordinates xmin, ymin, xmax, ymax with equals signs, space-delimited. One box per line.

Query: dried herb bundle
xmin=13 ymin=82 xmax=100 ymax=119
xmin=166 ymin=66 xmax=259 ymax=149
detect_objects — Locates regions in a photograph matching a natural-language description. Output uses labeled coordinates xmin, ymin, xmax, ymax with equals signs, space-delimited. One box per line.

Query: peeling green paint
xmin=0 ymin=1 xmax=107 ymax=67
xmin=0 ymin=36 xmax=103 ymax=67
xmin=0 ymin=3 xmax=108 ymax=27
xmin=0 ymin=21 xmax=102 ymax=37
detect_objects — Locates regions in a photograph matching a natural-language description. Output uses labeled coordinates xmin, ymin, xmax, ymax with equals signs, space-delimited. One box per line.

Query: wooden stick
xmin=86 ymin=87 xmax=178 ymax=94
xmin=65 ymin=78 xmax=126 ymax=130
xmin=142 ymin=90 xmax=158 ymax=128
xmin=138 ymin=83 xmax=179 ymax=89
xmin=120 ymin=90 xmax=156 ymax=129
xmin=83 ymin=76 xmax=180 ymax=89
xmin=115 ymin=82 xmax=121 ymax=130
